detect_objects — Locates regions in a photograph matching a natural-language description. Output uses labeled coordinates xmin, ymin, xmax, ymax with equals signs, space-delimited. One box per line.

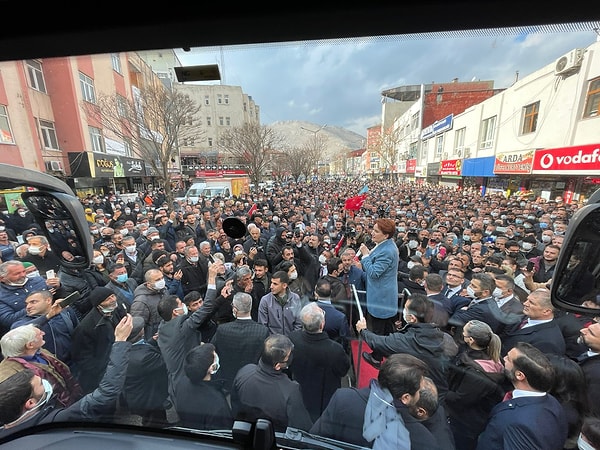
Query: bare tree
xmin=301 ymin=133 xmax=327 ymax=180
xmin=217 ymin=122 xmax=282 ymax=185
xmin=368 ymin=125 xmax=402 ymax=179
xmin=83 ymin=83 xmax=202 ymax=203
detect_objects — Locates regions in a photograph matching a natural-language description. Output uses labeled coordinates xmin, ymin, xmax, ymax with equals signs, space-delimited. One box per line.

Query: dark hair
xmin=326 ymin=256 xmax=342 ymax=274
xmin=405 ymin=293 xmax=433 ymax=322
xmin=512 ymin=342 xmax=555 ymax=392
xmin=547 ymin=353 xmax=589 ymax=431
xmin=581 ymin=416 xmax=600 ymax=449
xmin=184 ymin=343 xmax=216 ymax=384
xmin=0 ymin=369 xmax=35 ymax=425
xmin=378 ymin=353 xmax=428 ymax=399
xmin=183 ymin=290 xmax=202 ymax=306
xmin=424 ymin=273 xmax=443 ymax=292
xmin=157 ymin=294 xmax=181 ymax=321
xmin=314 ymin=278 xmax=332 ymax=298
xmin=253 ymin=258 xmax=268 ymax=269
xmin=271 ymin=270 xmax=289 ymax=285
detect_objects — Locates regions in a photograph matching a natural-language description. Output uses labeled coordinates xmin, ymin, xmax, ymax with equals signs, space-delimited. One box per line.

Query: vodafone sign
xmin=532 ymin=144 xmax=600 ymax=175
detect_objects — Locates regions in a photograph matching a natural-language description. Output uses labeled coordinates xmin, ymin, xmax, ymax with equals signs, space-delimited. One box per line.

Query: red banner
xmin=406 ymin=159 xmax=417 ymax=173
xmin=494 ymin=150 xmax=534 ymax=174
xmin=532 ymin=144 xmax=600 ymax=174
xmin=439 ymin=159 xmax=462 ymax=176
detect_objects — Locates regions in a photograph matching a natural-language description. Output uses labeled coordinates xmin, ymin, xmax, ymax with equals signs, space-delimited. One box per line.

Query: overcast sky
xmin=176 ymin=25 xmax=599 ymax=136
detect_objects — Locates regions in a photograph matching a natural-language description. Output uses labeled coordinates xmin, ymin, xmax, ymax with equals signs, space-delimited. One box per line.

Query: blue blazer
xmin=360 ymin=238 xmax=399 ymax=319
xmin=476 ymin=394 xmax=567 ymax=450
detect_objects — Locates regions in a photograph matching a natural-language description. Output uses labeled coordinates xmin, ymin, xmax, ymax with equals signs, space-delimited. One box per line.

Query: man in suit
xmin=477 ymin=342 xmax=568 ymax=450
xmin=424 ymin=273 xmax=449 ymax=329
xmin=210 ymin=292 xmax=270 ymax=392
xmin=314 ymin=278 xmax=350 ymax=351
xmin=499 ymin=288 xmax=566 ymax=357
xmin=441 ymin=267 xmax=470 ymax=315
xmin=448 ymin=272 xmax=514 ymax=337
xmin=288 ymin=302 xmax=351 ymax=422
xmin=491 ymin=274 xmax=524 ymax=315
xmin=576 ymin=319 xmax=600 ymax=417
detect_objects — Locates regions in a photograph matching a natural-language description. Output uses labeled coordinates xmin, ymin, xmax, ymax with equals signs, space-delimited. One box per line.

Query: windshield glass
xmin=1 ymin=16 xmax=600 ymax=450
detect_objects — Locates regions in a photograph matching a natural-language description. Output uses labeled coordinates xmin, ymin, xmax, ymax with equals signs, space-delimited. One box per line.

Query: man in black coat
xmin=578 ymin=320 xmax=600 ymax=417
xmin=122 ymin=316 xmax=169 ymax=427
xmin=310 ymin=353 xmax=428 ymax=448
xmin=288 ymin=302 xmax=351 ymax=422
xmin=210 ymin=291 xmax=270 ymax=392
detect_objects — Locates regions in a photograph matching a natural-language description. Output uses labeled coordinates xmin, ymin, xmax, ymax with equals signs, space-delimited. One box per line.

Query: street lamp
xmin=300 ymin=125 xmax=327 ymax=179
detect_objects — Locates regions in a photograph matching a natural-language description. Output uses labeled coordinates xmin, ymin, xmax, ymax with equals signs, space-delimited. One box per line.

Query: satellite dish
xmin=222 ymin=217 xmax=247 ymax=239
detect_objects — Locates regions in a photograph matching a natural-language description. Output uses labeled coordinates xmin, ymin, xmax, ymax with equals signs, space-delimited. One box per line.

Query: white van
xmin=175 ymin=182 xmax=206 ymax=204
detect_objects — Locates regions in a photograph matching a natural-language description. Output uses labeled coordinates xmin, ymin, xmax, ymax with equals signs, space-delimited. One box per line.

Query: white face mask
xmin=119 ymin=229 xmax=128 ymax=236
xmin=408 ymin=240 xmax=418 ymax=249
xmin=407 ymin=261 xmax=415 ymax=269
xmin=153 ymin=279 xmax=166 ymax=290
xmin=92 ymin=255 xmax=104 ymax=264
xmin=189 ymin=256 xmax=199 ymax=263
xmin=577 ymin=434 xmax=595 ymax=450
xmin=492 ymin=287 xmax=504 ymax=299
xmin=521 ymin=243 xmax=533 ymax=251
xmin=318 ymin=255 xmax=327 ymax=264
xmin=177 ymin=303 xmax=188 ymax=316
xmin=541 ymin=235 xmax=552 ymax=243
xmin=402 ymin=308 xmax=412 ymax=324
xmin=125 ymin=245 xmax=136 ymax=253
xmin=234 ymin=250 xmax=243 ymax=256
xmin=26 ymin=271 xmax=40 ymax=279
xmin=289 ymin=271 xmax=298 ymax=280
xmin=466 ymin=286 xmax=478 ymax=298
xmin=28 ymin=246 xmax=41 ymax=256
xmin=99 ymin=304 xmax=117 ymax=314
xmin=210 ymin=353 xmax=220 ymax=375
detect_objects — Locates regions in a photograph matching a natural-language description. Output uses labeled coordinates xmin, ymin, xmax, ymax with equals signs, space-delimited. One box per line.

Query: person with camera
xmin=243 ymin=224 xmax=268 ymax=267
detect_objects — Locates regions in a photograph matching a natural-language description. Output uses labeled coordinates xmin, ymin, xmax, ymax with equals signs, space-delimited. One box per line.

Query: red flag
xmin=247 ymin=203 xmax=258 ymax=217
xmin=344 ymin=194 xmax=367 ymax=211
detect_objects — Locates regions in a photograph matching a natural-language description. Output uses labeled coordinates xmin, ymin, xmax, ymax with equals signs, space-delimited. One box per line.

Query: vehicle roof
xmin=2 ymin=4 xmax=600 ymax=62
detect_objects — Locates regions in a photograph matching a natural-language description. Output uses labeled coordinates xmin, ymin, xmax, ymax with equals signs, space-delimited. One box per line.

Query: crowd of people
xmin=0 ymin=179 xmax=599 ymax=449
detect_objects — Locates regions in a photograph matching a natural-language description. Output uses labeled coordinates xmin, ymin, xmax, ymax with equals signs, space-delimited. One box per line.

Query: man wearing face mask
xmin=112 ymin=235 xmax=144 ymax=284
xmin=448 ymin=272 xmax=516 ymax=337
xmin=0 ymin=314 xmax=133 ymax=435
xmin=398 ymin=231 xmax=421 ymax=263
xmin=70 ymin=287 xmax=128 ymax=394
xmin=131 ymin=268 xmax=169 ymax=341
xmin=0 ymin=261 xmax=54 ymax=337
xmin=20 ymin=235 xmax=62 ymax=279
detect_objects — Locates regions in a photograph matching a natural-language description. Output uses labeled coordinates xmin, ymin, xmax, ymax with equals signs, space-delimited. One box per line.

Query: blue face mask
xmin=538 ymin=222 xmax=548 ymax=229
xmin=116 ymin=273 xmax=128 ymax=283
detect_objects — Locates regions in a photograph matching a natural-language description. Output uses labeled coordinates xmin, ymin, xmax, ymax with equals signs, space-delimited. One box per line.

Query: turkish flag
xmin=247 ymin=203 xmax=258 ymax=216
xmin=344 ymin=194 xmax=367 ymax=211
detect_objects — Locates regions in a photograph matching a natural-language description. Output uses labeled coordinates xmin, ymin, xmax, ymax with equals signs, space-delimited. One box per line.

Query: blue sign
xmin=421 ymin=114 xmax=453 ymax=140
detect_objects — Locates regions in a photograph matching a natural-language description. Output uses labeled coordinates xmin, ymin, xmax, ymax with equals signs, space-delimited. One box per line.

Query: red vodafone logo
xmin=532 ymin=144 xmax=600 ymax=174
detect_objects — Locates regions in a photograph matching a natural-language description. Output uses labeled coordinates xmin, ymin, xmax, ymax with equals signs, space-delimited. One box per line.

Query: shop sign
xmin=406 ymin=159 xmax=417 ymax=173
xmin=421 ymin=114 xmax=453 ymax=140
xmin=439 ymin=159 xmax=462 ymax=176
xmin=532 ymin=144 xmax=600 ymax=174
xmin=494 ymin=149 xmax=534 ymax=174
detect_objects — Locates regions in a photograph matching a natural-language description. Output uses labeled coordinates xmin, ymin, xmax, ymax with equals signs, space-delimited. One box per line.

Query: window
xmin=123 ymin=139 xmax=132 ymax=157
xmin=204 ymin=95 xmax=210 ymax=106
xmin=206 ymin=116 xmax=212 ymax=126
xmin=226 ymin=116 xmax=231 ymax=126
xmin=411 ymin=112 xmax=419 ymax=131
xmin=454 ymin=127 xmax=466 ymax=156
xmin=89 ymin=126 xmax=105 ymax=153
xmin=111 ymin=53 xmax=122 ymax=74
xmin=219 ymin=116 xmax=224 ymax=126
xmin=583 ymin=77 xmax=600 ymax=117
xmin=421 ymin=139 xmax=429 ymax=159
xmin=224 ymin=94 xmax=229 ymax=105
xmin=117 ymin=95 xmax=128 ymax=118
xmin=79 ymin=72 xmax=96 ymax=103
xmin=208 ymin=137 xmax=213 ymax=147
xmin=436 ymin=134 xmax=444 ymax=157
xmin=39 ymin=120 xmax=59 ymax=150
xmin=26 ymin=60 xmax=47 ymax=93
xmin=479 ymin=115 xmax=496 ymax=149
xmin=521 ymin=101 xmax=539 ymax=134
xmin=217 ymin=94 xmax=222 ymax=104
xmin=409 ymin=142 xmax=418 ymax=158
xmin=0 ymin=106 xmax=15 ymax=144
